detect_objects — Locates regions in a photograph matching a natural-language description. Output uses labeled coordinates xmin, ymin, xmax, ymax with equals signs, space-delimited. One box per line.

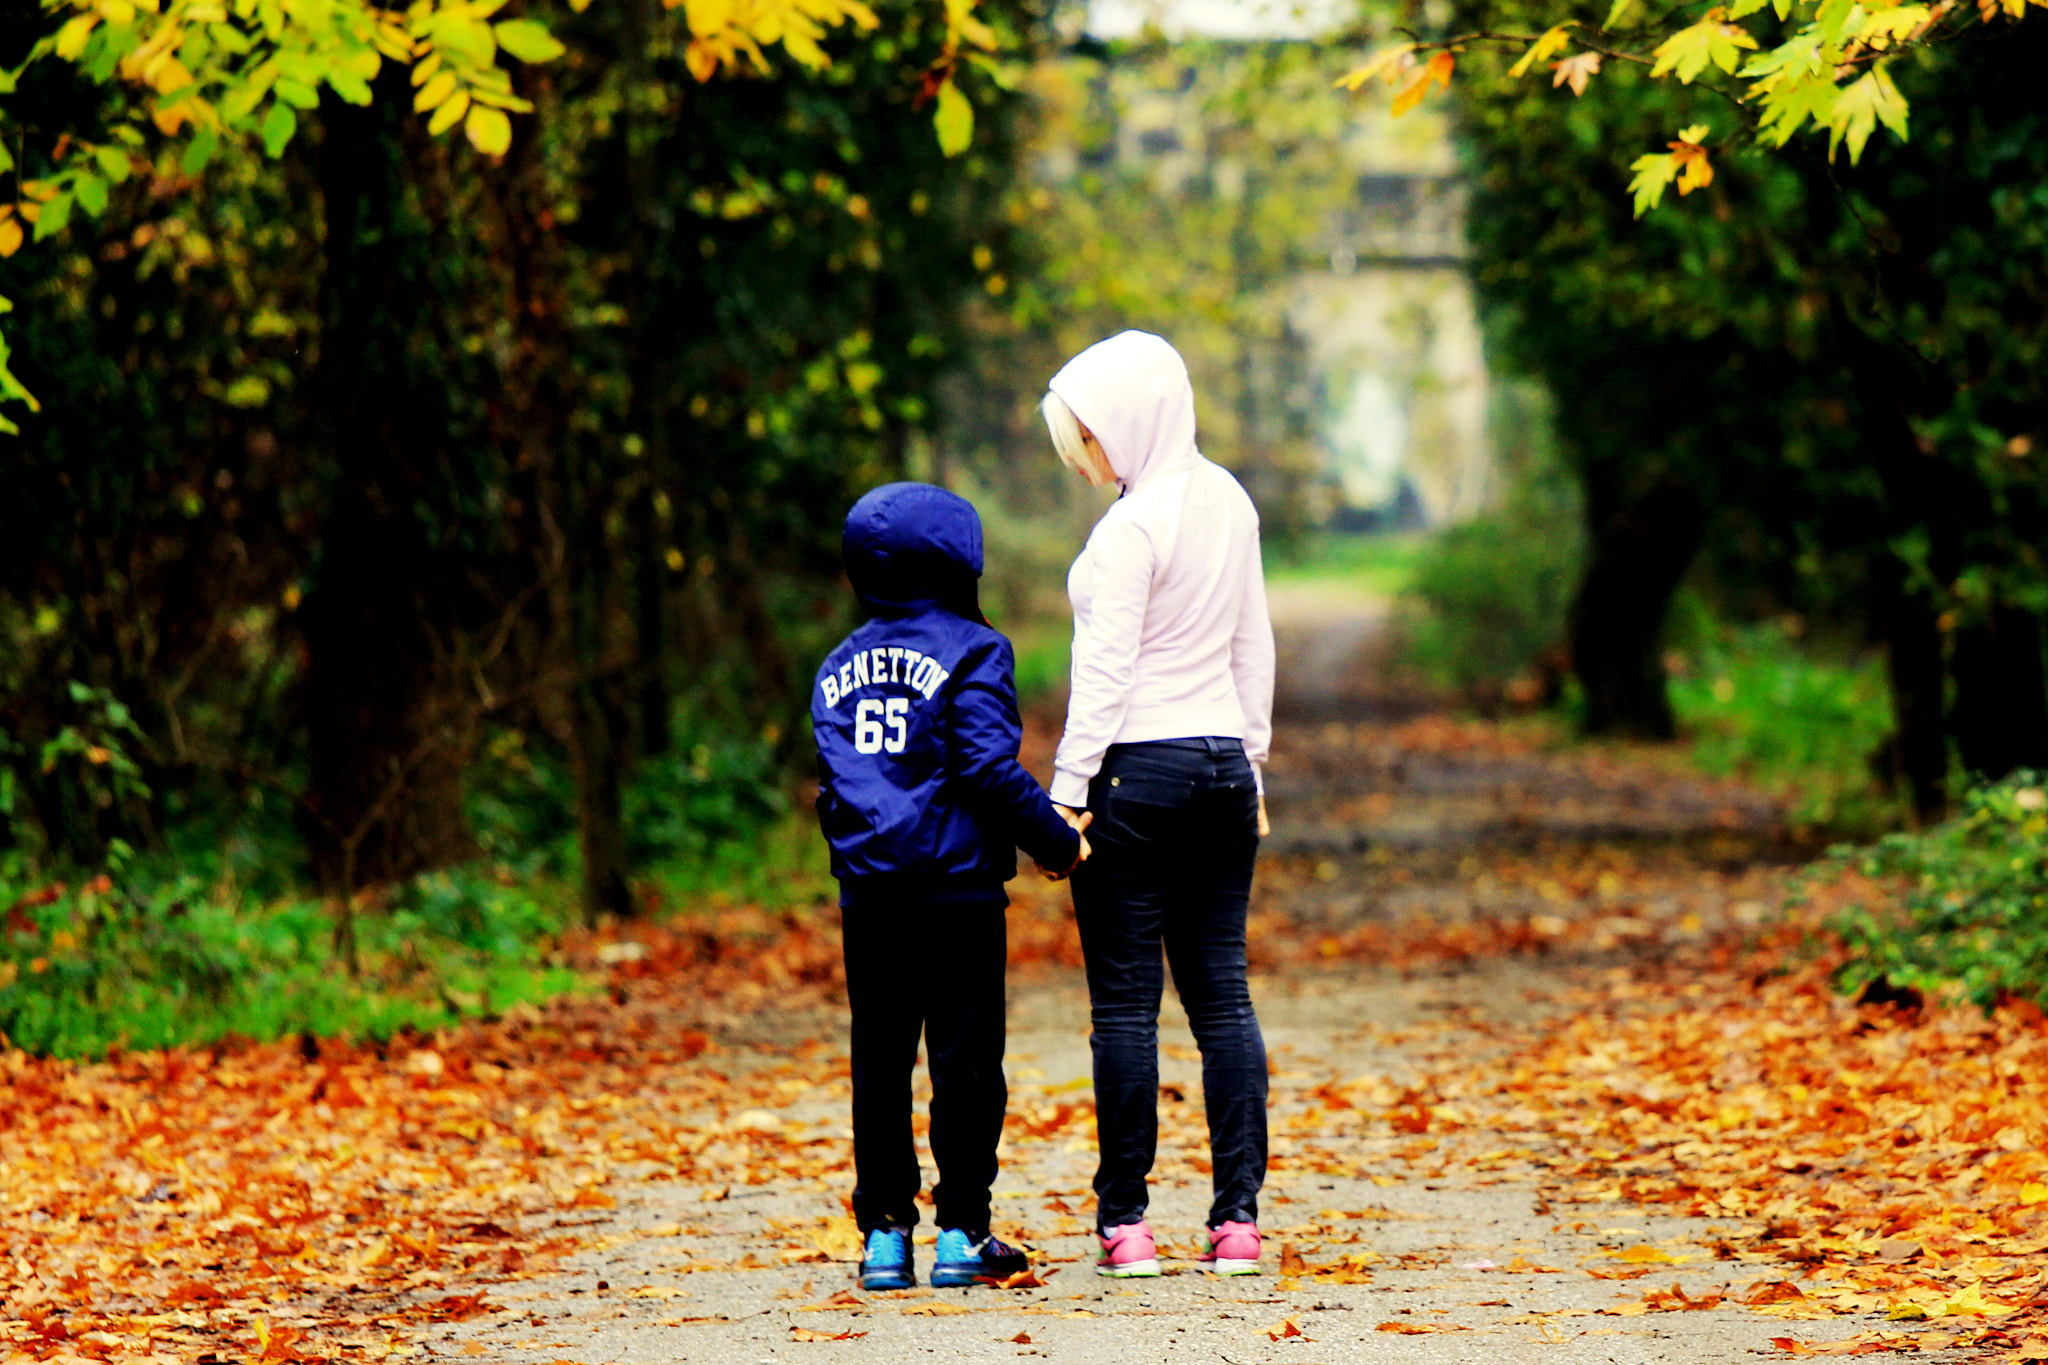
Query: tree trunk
xmin=1568 ymin=478 xmax=1702 ymax=740
xmin=304 ymin=84 xmax=475 ymax=888
xmin=1877 ymin=564 xmax=1949 ymax=822
xmin=1951 ymin=605 xmax=2048 ymax=782
xmin=571 ymin=523 xmax=634 ymax=923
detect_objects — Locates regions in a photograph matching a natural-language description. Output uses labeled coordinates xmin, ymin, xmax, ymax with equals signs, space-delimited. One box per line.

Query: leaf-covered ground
xmin=5 ymin=704 xmax=2047 ymax=1362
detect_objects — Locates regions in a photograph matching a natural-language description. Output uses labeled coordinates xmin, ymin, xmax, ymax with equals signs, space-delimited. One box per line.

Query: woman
xmin=1041 ymin=330 xmax=1275 ymax=1279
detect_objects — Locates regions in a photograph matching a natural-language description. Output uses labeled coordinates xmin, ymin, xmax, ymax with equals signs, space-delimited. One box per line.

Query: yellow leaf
xmin=1391 ymin=50 xmax=1454 ymax=117
xmin=1336 ymin=43 xmax=1414 ymax=91
xmin=0 ymin=218 xmax=20 ymax=258
xmin=149 ymin=56 xmax=193 ymax=93
xmin=427 ymin=88 xmax=470 ymax=136
xmin=55 ymin=13 xmax=100 ymax=60
xmin=810 ymin=1216 xmax=862 ymax=1261
xmin=686 ymin=0 xmax=735 ymax=39
xmin=1859 ymin=2 xmax=1929 ymax=39
xmin=934 ymin=78 xmax=973 ymax=157
xmin=414 ymin=70 xmax=458 ymax=112
xmin=1614 ymin=1244 xmax=1686 ymax=1264
xmin=2019 ymin=1182 xmax=2048 ymax=1205
xmin=1509 ymin=26 xmax=1572 ymax=78
xmin=465 ymin=104 xmax=512 ymax=156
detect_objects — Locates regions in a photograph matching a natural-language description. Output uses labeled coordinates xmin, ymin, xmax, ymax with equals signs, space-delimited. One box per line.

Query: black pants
xmin=841 ymin=894 xmax=1008 ymax=1233
xmin=1072 ymin=737 xmax=1268 ymax=1231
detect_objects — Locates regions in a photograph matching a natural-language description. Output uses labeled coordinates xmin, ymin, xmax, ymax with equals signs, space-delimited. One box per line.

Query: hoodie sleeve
xmin=1232 ymin=521 xmax=1276 ymax=796
xmin=1051 ymin=511 xmax=1154 ymax=807
xmin=948 ymin=635 xmax=1083 ymax=872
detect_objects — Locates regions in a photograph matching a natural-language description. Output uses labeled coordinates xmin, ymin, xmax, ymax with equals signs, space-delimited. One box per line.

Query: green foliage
xmin=1831 ymin=774 xmax=2048 ymax=1010
xmin=1401 ymin=508 xmax=1579 ymax=709
xmin=1396 ymin=385 xmax=1582 ymax=710
xmin=1666 ymin=607 xmax=1894 ymax=830
xmin=1270 ymin=534 xmax=1427 ymax=599
xmin=0 ymin=856 xmax=582 ymax=1059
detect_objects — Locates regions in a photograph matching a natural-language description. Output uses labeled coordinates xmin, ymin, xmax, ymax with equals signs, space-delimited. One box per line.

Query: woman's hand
xmin=1042 ymin=805 xmax=1094 ymax=879
xmin=1256 ymin=793 xmax=1270 ymax=839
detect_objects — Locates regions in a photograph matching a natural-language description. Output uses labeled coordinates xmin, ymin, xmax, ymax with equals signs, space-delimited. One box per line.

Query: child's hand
xmin=1043 ymin=807 xmax=1093 ymax=879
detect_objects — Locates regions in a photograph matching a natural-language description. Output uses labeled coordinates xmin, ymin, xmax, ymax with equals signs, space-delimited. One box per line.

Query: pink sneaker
xmin=1096 ymin=1221 xmax=1161 ymax=1278
xmin=1201 ymin=1220 xmax=1261 ymax=1275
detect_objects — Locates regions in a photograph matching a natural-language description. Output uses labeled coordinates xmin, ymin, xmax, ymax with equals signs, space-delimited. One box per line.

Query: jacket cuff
xmin=1051 ymin=770 xmax=1091 ymax=809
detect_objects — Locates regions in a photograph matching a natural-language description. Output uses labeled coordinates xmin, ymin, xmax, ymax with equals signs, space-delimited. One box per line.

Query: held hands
xmin=1040 ymin=804 xmax=1094 ymax=880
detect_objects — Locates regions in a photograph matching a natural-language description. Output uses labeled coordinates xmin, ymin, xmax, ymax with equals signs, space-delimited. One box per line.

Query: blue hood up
xmin=842 ymin=482 xmax=984 ymax=620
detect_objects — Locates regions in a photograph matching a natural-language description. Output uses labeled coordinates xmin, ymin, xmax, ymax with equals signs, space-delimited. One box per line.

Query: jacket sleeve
xmin=948 ymin=636 xmax=1083 ymax=872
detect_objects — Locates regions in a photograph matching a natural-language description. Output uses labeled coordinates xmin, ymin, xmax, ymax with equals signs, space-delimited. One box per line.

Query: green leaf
xmin=34 ymin=194 xmax=73 ymax=241
xmin=493 ymin=18 xmax=565 ymax=63
xmin=94 ymin=144 xmax=130 ymax=183
xmin=326 ymin=67 xmax=374 ymax=105
xmin=74 ymin=172 xmax=108 ymax=217
xmin=260 ymin=100 xmax=297 ymax=158
xmin=181 ymin=126 xmax=219 ymax=176
xmin=430 ymin=13 xmax=497 ymax=69
xmin=1651 ymin=17 xmax=1759 ymax=82
xmin=1626 ymin=150 xmax=1680 ymax=217
xmin=274 ymin=77 xmax=320 ymax=109
xmin=934 ymin=78 xmax=973 ymax=158
xmin=1827 ymin=63 xmax=1908 ymax=163
xmin=1604 ymin=0 xmax=1635 ymax=27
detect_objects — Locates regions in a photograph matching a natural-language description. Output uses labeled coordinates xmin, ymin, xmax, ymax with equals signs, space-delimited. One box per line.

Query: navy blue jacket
xmin=812 ymin=483 xmax=1081 ymax=899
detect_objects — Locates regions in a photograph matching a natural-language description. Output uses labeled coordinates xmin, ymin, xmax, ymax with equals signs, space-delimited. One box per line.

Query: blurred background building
xmin=992 ymin=0 xmax=1493 ymax=533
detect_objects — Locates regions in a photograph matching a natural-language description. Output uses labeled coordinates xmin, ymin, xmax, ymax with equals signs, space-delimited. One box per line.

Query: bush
xmin=1666 ymin=609 xmax=1895 ymax=831
xmin=1829 ymin=774 xmax=2048 ymax=1011
xmin=1401 ymin=509 xmax=1580 ymax=710
xmin=0 ymin=855 xmax=581 ymax=1058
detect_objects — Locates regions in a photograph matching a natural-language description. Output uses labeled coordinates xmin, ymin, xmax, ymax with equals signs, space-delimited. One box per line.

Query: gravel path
xmin=429 ymin=590 xmax=1914 ymax=1364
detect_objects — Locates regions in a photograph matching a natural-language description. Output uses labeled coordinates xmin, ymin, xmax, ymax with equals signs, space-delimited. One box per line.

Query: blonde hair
xmin=1041 ymin=391 xmax=1091 ymax=475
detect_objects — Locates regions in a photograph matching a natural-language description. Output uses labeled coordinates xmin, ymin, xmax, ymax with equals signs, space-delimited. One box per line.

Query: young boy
xmin=812 ymin=482 xmax=1086 ymax=1291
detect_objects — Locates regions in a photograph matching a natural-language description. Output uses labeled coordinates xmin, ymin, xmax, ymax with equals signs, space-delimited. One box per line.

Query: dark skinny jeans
xmin=1071 ymin=737 xmax=1268 ymax=1232
xmin=841 ymin=893 xmax=1008 ymax=1234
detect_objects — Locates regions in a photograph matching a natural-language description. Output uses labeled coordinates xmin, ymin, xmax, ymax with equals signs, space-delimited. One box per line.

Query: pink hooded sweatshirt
xmin=1047 ymin=330 xmax=1276 ymax=809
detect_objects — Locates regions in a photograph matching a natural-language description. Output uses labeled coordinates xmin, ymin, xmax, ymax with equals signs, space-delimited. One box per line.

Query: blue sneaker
xmin=859 ymin=1227 xmax=915 ymax=1291
xmin=931 ymin=1228 xmax=1031 ymax=1287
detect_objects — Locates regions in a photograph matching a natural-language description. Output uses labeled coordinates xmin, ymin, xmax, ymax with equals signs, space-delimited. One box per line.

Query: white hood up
xmin=1047 ymin=331 xmax=1276 ymax=809
xmin=1047 ymin=330 xmax=1201 ymax=490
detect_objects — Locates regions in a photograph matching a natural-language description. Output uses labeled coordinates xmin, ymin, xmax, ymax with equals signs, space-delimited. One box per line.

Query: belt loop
xmin=1204 ymin=736 xmax=1222 ymax=754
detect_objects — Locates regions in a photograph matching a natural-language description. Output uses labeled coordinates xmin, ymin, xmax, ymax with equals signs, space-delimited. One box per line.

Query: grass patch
xmin=1828 ymin=774 xmax=2048 ymax=1010
xmin=0 ymin=806 xmax=836 ymax=1059
xmin=1667 ymin=614 xmax=1896 ymax=832
xmin=1271 ymin=532 xmax=1428 ymax=597
xmin=0 ymin=858 xmax=587 ymax=1059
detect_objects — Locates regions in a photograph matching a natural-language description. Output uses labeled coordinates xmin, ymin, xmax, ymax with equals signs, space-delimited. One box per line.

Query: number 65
xmin=854 ymin=698 xmax=909 ymax=754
